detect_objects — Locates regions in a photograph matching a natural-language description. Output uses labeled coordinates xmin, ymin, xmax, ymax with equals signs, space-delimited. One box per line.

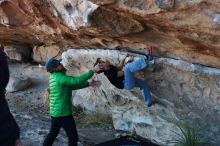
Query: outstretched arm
xmin=71 ymin=81 xmax=89 ymax=90
xmin=71 ymin=79 xmax=101 ymax=90
xmin=58 ymin=70 xmax=94 ymax=88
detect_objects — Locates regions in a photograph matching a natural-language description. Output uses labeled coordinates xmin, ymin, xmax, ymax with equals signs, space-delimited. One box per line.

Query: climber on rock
xmin=93 ymin=53 xmax=156 ymax=107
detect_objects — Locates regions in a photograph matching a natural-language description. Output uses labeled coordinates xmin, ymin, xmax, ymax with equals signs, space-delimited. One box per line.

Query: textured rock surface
xmin=0 ymin=0 xmax=220 ymax=145
xmin=4 ymin=45 xmax=31 ymax=61
xmin=0 ymin=0 xmax=219 ymax=68
xmin=62 ymin=49 xmax=220 ymax=146
xmin=33 ymin=45 xmax=61 ymax=63
xmin=6 ymin=75 xmax=32 ymax=92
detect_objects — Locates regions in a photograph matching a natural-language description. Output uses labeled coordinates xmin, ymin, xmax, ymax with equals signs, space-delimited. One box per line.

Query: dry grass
xmin=79 ymin=113 xmax=113 ymax=127
xmin=73 ymin=108 xmax=113 ymax=128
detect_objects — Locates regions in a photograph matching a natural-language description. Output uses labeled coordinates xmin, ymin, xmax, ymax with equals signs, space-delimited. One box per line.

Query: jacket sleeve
xmin=0 ymin=66 xmax=4 ymax=90
xmin=71 ymin=81 xmax=90 ymax=90
xmin=58 ymin=70 xmax=94 ymax=88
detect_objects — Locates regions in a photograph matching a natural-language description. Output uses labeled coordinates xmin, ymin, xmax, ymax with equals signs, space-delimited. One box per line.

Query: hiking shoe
xmin=145 ymin=95 xmax=157 ymax=107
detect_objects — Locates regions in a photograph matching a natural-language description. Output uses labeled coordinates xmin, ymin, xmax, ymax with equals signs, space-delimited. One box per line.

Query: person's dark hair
xmin=94 ymin=58 xmax=103 ymax=74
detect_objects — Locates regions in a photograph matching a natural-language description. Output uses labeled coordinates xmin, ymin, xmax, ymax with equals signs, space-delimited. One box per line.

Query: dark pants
xmin=0 ymin=138 xmax=16 ymax=146
xmin=43 ymin=115 xmax=78 ymax=146
xmin=0 ymin=94 xmax=20 ymax=145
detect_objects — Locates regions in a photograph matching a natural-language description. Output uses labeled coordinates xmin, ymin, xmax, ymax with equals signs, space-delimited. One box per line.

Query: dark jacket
xmin=0 ymin=49 xmax=20 ymax=142
xmin=104 ymin=65 xmax=124 ymax=89
xmin=0 ymin=49 xmax=9 ymax=93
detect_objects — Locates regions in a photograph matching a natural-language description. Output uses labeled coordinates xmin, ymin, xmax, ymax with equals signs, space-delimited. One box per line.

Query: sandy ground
xmin=6 ymin=63 xmax=116 ymax=146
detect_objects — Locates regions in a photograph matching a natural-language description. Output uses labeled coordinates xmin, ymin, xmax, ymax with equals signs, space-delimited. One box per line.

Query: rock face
xmin=62 ymin=49 xmax=220 ymax=146
xmin=6 ymin=75 xmax=32 ymax=92
xmin=32 ymin=45 xmax=61 ymax=63
xmin=4 ymin=45 xmax=31 ymax=61
xmin=0 ymin=0 xmax=219 ymax=68
xmin=0 ymin=0 xmax=220 ymax=145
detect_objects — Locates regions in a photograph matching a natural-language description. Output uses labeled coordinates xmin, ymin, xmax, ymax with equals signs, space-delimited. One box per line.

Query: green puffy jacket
xmin=49 ymin=70 xmax=94 ymax=117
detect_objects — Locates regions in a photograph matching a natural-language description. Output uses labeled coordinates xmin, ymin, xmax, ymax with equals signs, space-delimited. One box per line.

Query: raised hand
xmin=125 ymin=56 xmax=134 ymax=63
xmin=122 ymin=53 xmax=129 ymax=60
xmin=93 ymin=64 xmax=102 ymax=73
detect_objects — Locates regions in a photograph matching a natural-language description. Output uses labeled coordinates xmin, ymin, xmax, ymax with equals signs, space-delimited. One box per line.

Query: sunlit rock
xmin=33 ymin=45 xmax=61 ymax=63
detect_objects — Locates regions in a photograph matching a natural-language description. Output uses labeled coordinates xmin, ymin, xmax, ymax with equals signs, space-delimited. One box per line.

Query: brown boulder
xmin=32 ymin=45 xmax=61 ymax=63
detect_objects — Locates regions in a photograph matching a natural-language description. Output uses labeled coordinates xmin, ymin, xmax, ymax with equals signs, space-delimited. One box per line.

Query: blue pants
xmin=124 ymin=57 xmax=152 ymax=106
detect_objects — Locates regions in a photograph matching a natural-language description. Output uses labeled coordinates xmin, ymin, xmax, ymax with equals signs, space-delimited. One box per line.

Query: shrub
xmin=168 ymin=125 xmax=208 ymax=146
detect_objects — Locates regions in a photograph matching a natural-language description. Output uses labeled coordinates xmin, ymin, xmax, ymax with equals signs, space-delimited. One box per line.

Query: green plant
xmin=168 ymin=125 xmax=208 ymax=146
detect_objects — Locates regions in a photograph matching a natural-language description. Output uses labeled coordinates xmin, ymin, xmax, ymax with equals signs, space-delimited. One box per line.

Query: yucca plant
xmin=168 ymin=125 xmax=208 ymax=146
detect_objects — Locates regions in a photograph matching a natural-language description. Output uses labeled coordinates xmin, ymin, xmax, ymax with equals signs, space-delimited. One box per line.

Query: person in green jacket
xmin=43 ymin=58 xmax=101 ymax=146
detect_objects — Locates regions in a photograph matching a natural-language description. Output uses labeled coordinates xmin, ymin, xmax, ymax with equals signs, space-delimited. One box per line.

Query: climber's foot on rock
xmin=145 ymin=95 xmax=157 ymax=107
